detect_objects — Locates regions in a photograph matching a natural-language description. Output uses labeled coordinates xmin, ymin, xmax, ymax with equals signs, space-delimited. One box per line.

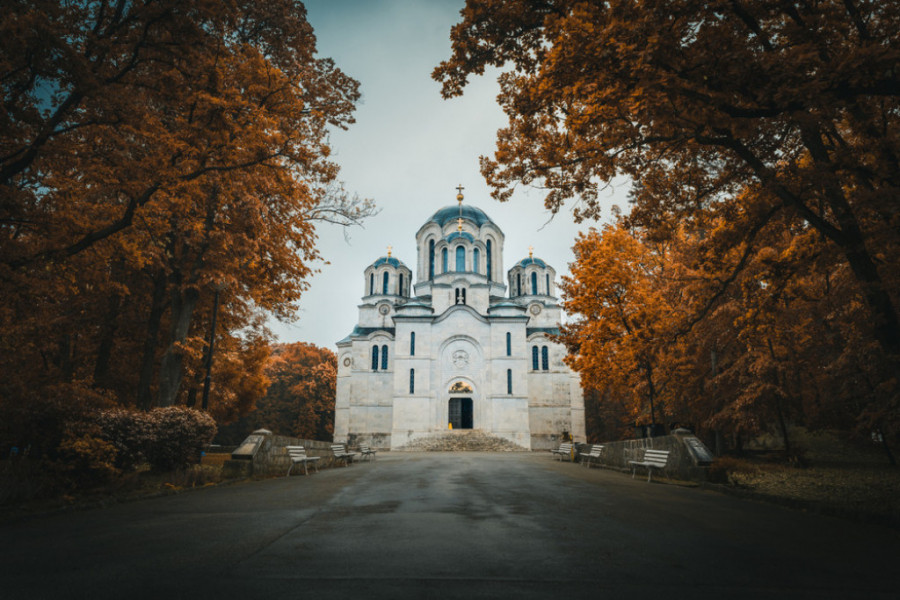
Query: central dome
xmin=427 ymin=205 xmax=496 ymax=228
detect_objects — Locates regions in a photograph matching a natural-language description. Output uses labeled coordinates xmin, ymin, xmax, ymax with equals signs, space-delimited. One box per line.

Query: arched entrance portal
xmin=449 ymin=398 xmax=473 ymax=429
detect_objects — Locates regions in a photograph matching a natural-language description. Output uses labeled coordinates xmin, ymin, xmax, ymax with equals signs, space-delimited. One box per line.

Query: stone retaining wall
xmin=223 ymin=430 xmax=341 ymax=478
xmin=574 ymin=429 xmax=713 ymax=482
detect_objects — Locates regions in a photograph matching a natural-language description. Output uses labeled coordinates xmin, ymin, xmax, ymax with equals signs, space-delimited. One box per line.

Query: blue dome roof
xmin=372 ymin=256 xmax=406 ymax=268
xmin=427 ymin=205 xmax=496 ymax=228
xmin=516 ymin=257 xmax=547 ymax=268
xmin=445 ymin=231 xmax=475 ymax=243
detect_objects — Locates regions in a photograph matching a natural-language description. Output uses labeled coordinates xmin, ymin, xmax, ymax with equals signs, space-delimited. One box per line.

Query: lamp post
xmin=201 ymin=284 xmax=223 ymax=411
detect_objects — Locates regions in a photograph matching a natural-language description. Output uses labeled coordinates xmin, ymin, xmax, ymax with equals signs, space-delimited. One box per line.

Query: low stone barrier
xmin=575 ymin=429 xmax=714 ymax=482
xmin=223 ymin=429 xmax=339 ymax=478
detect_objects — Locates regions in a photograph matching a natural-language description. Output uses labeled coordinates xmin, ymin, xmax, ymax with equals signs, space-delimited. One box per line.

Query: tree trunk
xmin=92 ymin=293 xmax=121 ymax=389
xmin=156 ymin=284 xmax=200 ymax=407
xmin=137 ymin=269 xmax=168 ymax=410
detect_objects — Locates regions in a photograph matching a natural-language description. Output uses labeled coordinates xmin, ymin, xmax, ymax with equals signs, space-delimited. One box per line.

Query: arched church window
xmin=532 ymin=346 xmax=539 ymax=371
xmin=381 ymin=344 xmax=388 ymax=370
xmin=462 ymin=288 xmax=466 ymax=304
xmin=473 ymin=248 xmax=480 ymax=274
xmin=542 ymin=346 xmax=549 ymax=371
xmin=442 ymin=248 xmax=448 ymax=273
xmin=531 ymin=272 xmax=538 ymax=295
xmin=369 ymin=273 xmax=374 ymax=296
xmin=455 ymin=246 xmax=465 ymax=272
xmin=506 ymin=332 xmax=511 ymax=356
xmin=546 ymin=274 xmax=551 ymax=295
xmin=398 ymin=273 xmax=404 ymax=296
xmin=382 ymin=272 xmax=389 ymax=295
xmin=486 ymin=240 xmax=493 ymax=280
xmin=517 ymin=273 xmax=522 ymax=296
xmin=429 ymin=239 xmax=435 ymax=279
xmin=455 ymin=288 xmax=467 ymax=305
xmin=507 ymin=369 xmax=513 ymax=394
xmin=371 ymin=346 xmax=379 ymax=371
xmin=409 ymin=369 xmax=415 ymax=394
xmin=410 ymin=332 xmax=415 ymax=356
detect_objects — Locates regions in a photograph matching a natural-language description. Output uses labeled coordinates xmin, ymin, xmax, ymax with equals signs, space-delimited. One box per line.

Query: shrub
xmin=143 ymin=407 xmax=217 ymax=472
xmin=96 ymin=409 xmax=154 ymax=471
xmin=57 ymin=427 xmax=119 ymax=486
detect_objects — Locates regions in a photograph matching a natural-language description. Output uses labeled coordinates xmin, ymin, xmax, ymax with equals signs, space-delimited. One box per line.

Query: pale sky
xmin=271 ymin=0 xmax=629 ymax=350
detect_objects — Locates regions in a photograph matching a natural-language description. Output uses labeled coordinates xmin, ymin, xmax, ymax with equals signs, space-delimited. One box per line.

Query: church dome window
xmin=428 ymin=239 xmax=435 ymax=279
xmin=531 ymin=272 xmax=538 ymax=295
xmin=455 ymin=287 xmax=467 ymax=305
xmin=546 ymin=273 xmax=551 ymax=295
xmin=486 ymin=239 xmax=493 ymax=280
xmin=455 ymin=246 xmax=465 ymax=272
xmin=369 ymin=273 xmax=374 ymax=296
xmin=442 ymin=248 xmax=448 ymax=273
xmin=473 ymin=248 xmax=480 ymax=274
xmin=382 ymin=272 xmax=389 ymax=295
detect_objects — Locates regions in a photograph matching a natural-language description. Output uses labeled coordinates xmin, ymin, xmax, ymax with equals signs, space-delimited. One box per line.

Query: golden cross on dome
xmin=528 ymin=245 xmax=534 ymax=258
xmin=457 ymin=217 xmax=463 ymax=232
xmin=387 ymin=245 xmax=392 ymax=257
xmin=456 ymin=184 xmax=465 ymax=202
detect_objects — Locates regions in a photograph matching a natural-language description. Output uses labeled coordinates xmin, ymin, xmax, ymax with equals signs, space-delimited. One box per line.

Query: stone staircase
xmin=395 ymin=429 xmax=527 ymax=452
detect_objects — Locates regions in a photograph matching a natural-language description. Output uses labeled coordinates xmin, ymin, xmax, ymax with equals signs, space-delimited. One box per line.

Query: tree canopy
xmin=436 ymin=1 xmax=899 ymax=456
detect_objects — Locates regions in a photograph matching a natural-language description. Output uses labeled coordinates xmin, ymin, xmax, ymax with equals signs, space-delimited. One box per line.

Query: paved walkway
xmin=1 ymin=452 xmax=897 ymax=599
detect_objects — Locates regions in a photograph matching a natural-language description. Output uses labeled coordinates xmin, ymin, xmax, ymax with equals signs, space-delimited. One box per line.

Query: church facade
xmin=334 ymin=194 xmax=585 ymax=450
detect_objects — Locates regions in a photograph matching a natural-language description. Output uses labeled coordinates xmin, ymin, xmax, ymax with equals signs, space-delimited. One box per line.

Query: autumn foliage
xmin=1 ymin=1 xmax=367 ymax=479
xmin=437 ymin=1 xmax=900 ymax=459
xmin=217 ymin=343 xmax=337 ymax=443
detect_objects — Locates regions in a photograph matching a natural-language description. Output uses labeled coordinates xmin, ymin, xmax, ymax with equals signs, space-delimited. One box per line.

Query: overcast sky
xmin=272 ymin=0 xmax=629 ymax=350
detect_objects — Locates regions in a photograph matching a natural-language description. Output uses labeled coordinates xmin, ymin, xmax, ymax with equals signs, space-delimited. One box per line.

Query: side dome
xmin=427 ymin=205 xmax=496 ymax=228
xmin=364 ymin=253 xmax=412 ymax=299
xmin=508 ymin=253 xmax=556 ymax=299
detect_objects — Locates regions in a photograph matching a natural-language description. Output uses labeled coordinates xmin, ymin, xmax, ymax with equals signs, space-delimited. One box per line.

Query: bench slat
xmin=628 ymin=449 xmax=670 ymax=482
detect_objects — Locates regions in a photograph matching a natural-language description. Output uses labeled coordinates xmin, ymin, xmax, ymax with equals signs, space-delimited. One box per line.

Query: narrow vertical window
xmin=382 ymin=272 xmax=389 ymax=295
xmin=410 ymin=332 xmax=415 ymax=356
xmin=546 ymin=274 xmax=551 ymax=296
xmin=409 ymin=369 xmax=415 ymax=394
xmin=473 ymin=248 xmax=480 ymax=274
xmin=486 ymin=239 xmax=493 ymax=280
xmin=372 ymin=346 xmax=379 ymax=371
xmin=369 ymin=274 xmax=374 ymax=295
xmin=455 ymin=288 xmax=461 ymax=304
xmin=531 ymin=272 xmax=538 ymax=295
xmin=507 ymin=369 xmax=513 ymax=394
xmin=442 ymin=248 xmax=448 ymax=273
xmin=461 ymin=288 xmax=466 ymax=305
xmin=381 ymin=344 xmax=388 ymax=370
xmin=517 ymin=273 xmax=522 ymax=296
xmin=399 ymin=273 xmax=404 ymax=296
xmin=429 ymin=239 xmax=435 ymax=279
xmin=532 ymin=346 xmax=539 ymax=371
xmin=506 ymin=332 xmax=511 ymax=356
xmin=456 ymin=246 xmax=465 ymax=272
xmin=542 ymin=346 xmax=549 ymax=371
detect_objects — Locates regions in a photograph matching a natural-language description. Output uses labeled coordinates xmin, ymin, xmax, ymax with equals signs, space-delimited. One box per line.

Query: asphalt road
xmin=1 ymin=452 xmax=897 ymax=599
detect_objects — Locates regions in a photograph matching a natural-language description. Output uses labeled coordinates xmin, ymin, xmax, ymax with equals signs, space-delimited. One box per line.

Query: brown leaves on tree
xmin=1 ymin=1 xmax=370 ymax=457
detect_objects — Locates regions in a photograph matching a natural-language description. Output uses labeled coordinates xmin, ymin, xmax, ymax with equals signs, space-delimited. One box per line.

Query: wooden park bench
xmin=628 ymin=449 xmax=670 ymax=482
xmin=331 ymin=443 xmax=358 ymax=467
xmin=580 ymin=444 xmax=605 ymax=468
xmin=359 ymin=445 xmax=377 ymax=461
xmin=551 ymin=442 xmax=574 ymax=461
xmin=286 ymin=446 xmax=321 ymax=476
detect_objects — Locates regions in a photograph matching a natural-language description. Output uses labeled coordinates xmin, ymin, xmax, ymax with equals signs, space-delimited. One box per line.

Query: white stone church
xmin=334 ymin=192 xmax=585 ymax=450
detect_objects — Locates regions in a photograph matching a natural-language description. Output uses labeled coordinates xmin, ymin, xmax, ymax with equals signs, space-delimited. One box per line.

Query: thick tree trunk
xmin=137 ymin=269 xmax=168 ymax=410
xmin=92 ymin=293 xmax=121 ymax=389
xmin=156 ymin=285 xmax=199 ymax=407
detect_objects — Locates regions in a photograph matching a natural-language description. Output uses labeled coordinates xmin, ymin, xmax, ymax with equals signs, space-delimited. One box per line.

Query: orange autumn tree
xmin=0 ymin=1 xmax=369 ymax=461
xmin=435 ymin=0 xmax=900 ymax=359
xmin=244 ymin=343 xmax=337 ymax=441
xmin=560 ymin=224 xmax=686 ymax=433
